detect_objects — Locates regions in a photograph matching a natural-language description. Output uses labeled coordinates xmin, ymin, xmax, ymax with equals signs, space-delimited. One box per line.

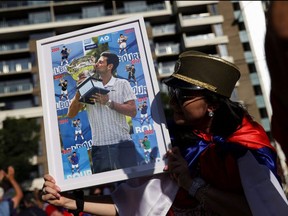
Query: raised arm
xmin=42 ymin=174 xmax=117 ymax=216
xmin=5 ymin=166 xmax=23 ymax=209
xmin=67 ymin=91 xmax=84 ymax=118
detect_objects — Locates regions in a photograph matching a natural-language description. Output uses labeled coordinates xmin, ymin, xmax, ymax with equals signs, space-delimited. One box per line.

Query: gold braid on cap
xmin=172 ymin=73 xmax=217 ymax=92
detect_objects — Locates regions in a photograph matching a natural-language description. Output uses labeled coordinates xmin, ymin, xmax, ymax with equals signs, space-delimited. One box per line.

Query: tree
xmin=0 ymin=117 xmax=40 ymax=183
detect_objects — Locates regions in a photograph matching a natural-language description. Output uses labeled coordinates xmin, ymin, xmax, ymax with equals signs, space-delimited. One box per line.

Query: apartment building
xmin=0 ymin=1 xmax=269 ymax=178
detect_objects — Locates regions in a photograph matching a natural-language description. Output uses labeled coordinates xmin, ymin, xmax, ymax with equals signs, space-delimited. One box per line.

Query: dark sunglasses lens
xmin=168 ymin=88 xmax=183 ymax=103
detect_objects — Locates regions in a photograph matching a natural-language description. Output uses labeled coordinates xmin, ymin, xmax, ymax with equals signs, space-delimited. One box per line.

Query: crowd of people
xmin=0 ymin=166 xmax=114 ymax=216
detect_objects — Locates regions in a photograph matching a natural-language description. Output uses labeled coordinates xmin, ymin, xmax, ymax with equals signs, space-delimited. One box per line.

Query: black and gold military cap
xmin=163 ymin=51 xmax=241 ymax=98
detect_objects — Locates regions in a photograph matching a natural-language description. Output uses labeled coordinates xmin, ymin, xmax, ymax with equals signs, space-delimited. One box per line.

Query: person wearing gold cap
xmin=41 ymin=51 xmax=287 ymax=216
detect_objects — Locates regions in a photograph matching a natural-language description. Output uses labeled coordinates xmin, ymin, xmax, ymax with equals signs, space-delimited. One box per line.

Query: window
xmin=232 ymin=2 xmax=241 ymax=11
xmin=82 ymin=5 xmax=105 ymax=18
xmin=155 ymin=43 xmax=180 ymax=56
xmin=124 ymin=1 xmax=147 ymax=13
xmin=152 ymin=24 xmax=176 ymax=36
xmin=248 ymin=63 xmax=257 ymax=73
xmin=242 ymin=42 xmax=251 ymax=51
xmin=209 ymin=4 xmax=219 ymax=15
xmin=253 ymin=85 xmax=263 ymax=95
xmin=29 ymin=11 xmax=51 ymax=24
xmin=158 ymin=61 xmax=175 ymax=75
xmin=259 ymin=108 xmax=268 ymax=118
xmin=213 ymin=24 xmax=224 ymax=36
xmin=237 ymin=22 xmax=246 ymax=31
xmin=218 ymin=44 xmax=228 ymax=57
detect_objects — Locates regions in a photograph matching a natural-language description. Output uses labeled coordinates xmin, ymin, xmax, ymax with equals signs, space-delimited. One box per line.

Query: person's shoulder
xmin=115 ymin=78 xmax=130 ymax=85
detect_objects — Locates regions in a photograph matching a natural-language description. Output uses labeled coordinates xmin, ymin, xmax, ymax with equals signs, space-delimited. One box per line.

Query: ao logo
xmin=99 ymin=34 xmax=111 ymax=44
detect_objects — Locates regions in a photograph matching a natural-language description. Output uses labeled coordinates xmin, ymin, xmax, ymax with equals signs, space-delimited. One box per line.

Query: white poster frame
xmin=37 ymin=16 xmax=171 ymax=191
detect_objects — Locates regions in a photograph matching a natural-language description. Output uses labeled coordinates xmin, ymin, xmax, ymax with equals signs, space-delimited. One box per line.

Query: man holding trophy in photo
xmin=67 ymin=51 xmax=138 ymax=174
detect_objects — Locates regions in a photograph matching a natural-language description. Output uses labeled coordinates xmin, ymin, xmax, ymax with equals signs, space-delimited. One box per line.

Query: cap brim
xmin=162 ymin=76 xmax=204 ymax=90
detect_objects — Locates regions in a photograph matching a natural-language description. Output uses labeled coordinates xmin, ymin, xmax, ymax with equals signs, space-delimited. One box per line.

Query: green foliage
xmin=0 ymin=117 xmax=40 ymax=183
xmin=86 ymin=37 xmax=109 ymax=60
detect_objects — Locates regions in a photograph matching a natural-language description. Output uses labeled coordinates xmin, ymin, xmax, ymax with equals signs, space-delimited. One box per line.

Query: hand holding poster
xmin=37 ymin=16 xmax=171 ymax=191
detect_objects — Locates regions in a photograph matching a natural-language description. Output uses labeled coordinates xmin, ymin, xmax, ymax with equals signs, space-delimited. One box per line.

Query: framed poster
xmin=37 ymin=16 xmax=171 ymax=191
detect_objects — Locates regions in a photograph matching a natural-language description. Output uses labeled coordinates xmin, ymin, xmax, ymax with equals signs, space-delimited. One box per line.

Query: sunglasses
xmin=168 ymin=87 xmax=204 ymax=104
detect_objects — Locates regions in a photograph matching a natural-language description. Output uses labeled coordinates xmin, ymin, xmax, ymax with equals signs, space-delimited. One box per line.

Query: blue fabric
xmin=213 ymin=135 xmax=280 ymax=184
xmin=251 ymin=147 xmax=280 ymax=183
xmin=182 ymin=135 xmax=280 ymax=184
xmin=0 ymin=199 xmax=11 ymax=216
xmin=183 ymin=139 xmax=210 ymax=172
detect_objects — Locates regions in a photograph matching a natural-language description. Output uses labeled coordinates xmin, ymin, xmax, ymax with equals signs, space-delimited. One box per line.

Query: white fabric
xmin=112 ymin=173 xmax=179 ymax=216
xmin=238 ymin=150 xmax=288 ymax=216
xmin=0 ymin=187 xmax=4 ymax=199
xmin=86 ymin=77 xmax=136 ymax=146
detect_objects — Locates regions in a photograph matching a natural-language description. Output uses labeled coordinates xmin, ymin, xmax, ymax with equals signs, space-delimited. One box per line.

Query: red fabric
xmin=226 ymin=116 xmax=275 ymax=151
xmin=171 ymin=116 xmax=275 ymax=213
xmin=45 ymin=205 xmax=57 ymax=216
xmin=200 ymin=116 xmax=274 ymax=192
xmin=45 ymin=204 xmax=72 ymax=216
xmin=200 ymin=144 xmax=243 ymax=192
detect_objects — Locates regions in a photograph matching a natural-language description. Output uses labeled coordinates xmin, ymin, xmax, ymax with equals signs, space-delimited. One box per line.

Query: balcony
xmin=152 ymin=24 xmax=176 ymax=37
xmin=0 ymin=2 xmax=172 ymax=40
xmin=0 ymin=83 xmax=33 ymax=97
xmin=0 ymin=107 xmax=43 ymax=126
xmin=0 ymin=1 xmax=49 ymax=9
xmin=0 ymin=59 xmax=32 ymax=74
xmin=183 ymin=33 xmax=228 ymax=48
xmin=155 ymin=43 xmax=180 ymax=57
xmin=175 ymin=1 xmax=219 ymax=8
xmin=157 ymin=61 xmax=175 ymax=77
xmin=179 ymin=13 xmax=223 ymax=29
xmin=0 ymin=41 xmax=29 ymax=53
xmin=55 ymin=13 xmax=82 ymax=22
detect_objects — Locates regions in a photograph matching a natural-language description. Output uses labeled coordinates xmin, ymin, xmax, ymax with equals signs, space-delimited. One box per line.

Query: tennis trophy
xmin=66 ymin=55 xmax=109 ymax=104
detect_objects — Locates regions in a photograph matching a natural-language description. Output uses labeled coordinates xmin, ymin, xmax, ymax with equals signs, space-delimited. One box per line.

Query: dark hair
xmin=23 ymin=192 xmax=37 ymax=205
xmin=203 ymin=90 xmax=248 ymax=138
xmin=101 ymin=51 xmax=119 ymax=72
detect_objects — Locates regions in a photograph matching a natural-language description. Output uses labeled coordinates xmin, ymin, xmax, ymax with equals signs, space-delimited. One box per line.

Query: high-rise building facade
xmin=0 ymin=1 xmax=269 ymax=178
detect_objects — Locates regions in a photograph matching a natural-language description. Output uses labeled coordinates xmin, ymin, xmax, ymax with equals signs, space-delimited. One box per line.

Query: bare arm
xmin=92 ymin=93 xmax=137 ymax=118
xmin=5 ymin=166 xmax=23 ymax=209
xmin=42 ymin=174 xmax=117 ymax=216
xmin=112 ymin=99 xmax=136 ymax=117
xmin=67 ymin=91 xmax=84 ymax=118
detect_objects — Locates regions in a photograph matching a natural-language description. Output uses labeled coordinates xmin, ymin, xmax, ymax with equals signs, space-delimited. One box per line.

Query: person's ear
xmin=207 ymin=104 xmax=218 ymax=112
xmin=107 ymin=64 xmax=113 ymax=71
